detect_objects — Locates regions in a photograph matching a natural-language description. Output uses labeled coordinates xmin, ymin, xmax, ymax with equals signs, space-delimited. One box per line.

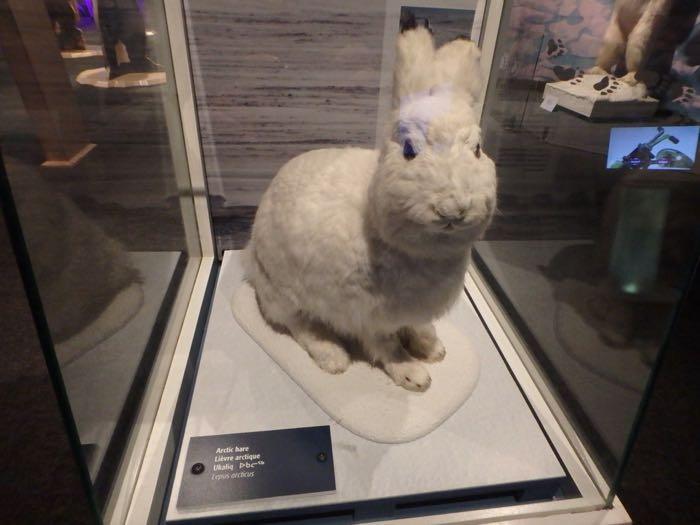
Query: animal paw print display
xmin=675 ymin=86 xmax=696 ymax=104
xmin=593 ymin=75 xmax=621 ymax=96
xmin=553 ymin=66 xmax=583 ymax=82
xmin=667 ymin=86 xmax=699 ymax=121
xmin=546 ymin=38 xmax=566 ymax=58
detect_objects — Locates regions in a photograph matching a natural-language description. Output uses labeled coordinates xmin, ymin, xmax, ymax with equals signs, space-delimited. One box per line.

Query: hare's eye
xmin=403 ymin=140 xmax=417 ymax=160
xmin=475 ymin=144 xmax=481 ymax=158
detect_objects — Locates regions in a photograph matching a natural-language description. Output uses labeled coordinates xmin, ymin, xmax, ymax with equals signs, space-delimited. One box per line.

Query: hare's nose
xmin=436 ymin=208 xmax=466 ymax=222
xmin=435 ymin=200 xmax=467 ymax=222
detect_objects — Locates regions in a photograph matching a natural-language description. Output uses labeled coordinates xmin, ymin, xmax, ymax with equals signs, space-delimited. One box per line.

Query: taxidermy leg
xmin=641 ymin=0 xmax=700 ymax=97
xmin=99 ymin=3 xmax=122 ymax=71
xmin=365 ymin=332 xmax=431 ymax=392
xmin=288 ymin=318 xmax=351 ymax=375
xmin=622 ymin=0 xmax=669 ymax=85
xmin=399 ymin=324 xmax=446 ymax=363
xmin=590 ymin=11 xmax=626 ymax=75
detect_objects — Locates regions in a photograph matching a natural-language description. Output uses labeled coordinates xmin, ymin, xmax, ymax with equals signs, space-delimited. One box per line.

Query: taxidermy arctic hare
xmin=244 ymin=26 xmax=496 ymax=391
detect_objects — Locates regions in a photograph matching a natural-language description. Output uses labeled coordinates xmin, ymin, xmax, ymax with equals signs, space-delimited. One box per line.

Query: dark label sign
xmin=177 ymin=426 xmax=335 ymax=508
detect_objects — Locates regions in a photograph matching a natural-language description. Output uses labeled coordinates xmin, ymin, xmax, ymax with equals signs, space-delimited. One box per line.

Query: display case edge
xmin=108 ymin=256 xmax=216 ymax=525
xmin=163 ymin=0 xmax=216 ymax=259
xmin=364 ymin=495 xmax=630 ymax=525
xmin=465 ymin=266 xmax=614 ymax=500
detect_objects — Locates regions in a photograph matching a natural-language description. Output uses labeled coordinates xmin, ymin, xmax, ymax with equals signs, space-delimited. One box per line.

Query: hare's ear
xmin=434 ymin=38 xmax=482 ymax=103
xmin=392 ymin=25 xmax=436 ymax=108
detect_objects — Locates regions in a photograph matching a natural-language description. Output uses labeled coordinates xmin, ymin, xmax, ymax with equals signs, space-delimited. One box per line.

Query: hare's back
xmin=252 ymin=147 xmax=378 ymax=269
xmin=258 ymin=147 xmax=377 ymax=234
xmin=272 ymin=147 xmax=376 ymax=204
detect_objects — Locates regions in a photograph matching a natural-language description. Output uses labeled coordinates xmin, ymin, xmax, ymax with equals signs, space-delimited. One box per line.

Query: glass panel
xmin=0 ymin=0 xmax=200 ymax=513
xmin=474 ymin=0 xmax=700 ymax=500
xmin=170 ymin=2 xmax=585 ymax=523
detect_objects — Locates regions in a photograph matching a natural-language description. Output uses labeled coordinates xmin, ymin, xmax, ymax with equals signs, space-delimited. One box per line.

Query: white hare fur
xmin=243 ymin=28 xmax=496 ymax=391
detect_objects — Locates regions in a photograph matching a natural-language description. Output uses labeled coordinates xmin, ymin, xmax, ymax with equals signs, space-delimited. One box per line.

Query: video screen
xmin=607 ymin=126 xmax=700 ymax=170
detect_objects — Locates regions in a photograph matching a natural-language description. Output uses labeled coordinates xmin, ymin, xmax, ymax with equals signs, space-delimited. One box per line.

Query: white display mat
xmin=232 ymin=282 xmax=480 ymax=443
xmin=63 ymin=251 xmax=181 ymax=478
xmin=166 ymin=251 xmax=566 ymax=522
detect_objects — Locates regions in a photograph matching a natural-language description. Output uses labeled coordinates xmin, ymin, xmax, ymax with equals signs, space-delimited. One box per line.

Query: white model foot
xmin=290 ymin=322 xmax=351 ymax=374
xmin=400 ymin=324 xmax=446 ymax=362
xmin=384 ymin=359 xmax=432 ymax=392
xmin=587 ymin=66 xmax=608 ymax=75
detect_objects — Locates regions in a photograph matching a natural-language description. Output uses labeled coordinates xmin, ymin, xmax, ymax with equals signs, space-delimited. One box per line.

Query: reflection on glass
xmin=476 ymin=0 xmax=700 ymax=499
xmin=0 ymin=0 xmax=199 ymax=512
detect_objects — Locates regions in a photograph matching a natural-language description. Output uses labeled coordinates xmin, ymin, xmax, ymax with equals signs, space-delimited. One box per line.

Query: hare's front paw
xmin=421 ymin=339 xmax=446 ymax=363
xmin=311 ymin=341 xmax=351 ymax=374
xmin=401 ymin=324 xmax=446 ymax=363
xmin=291 ymin=323 xmax=351 ymax=374
xmin=385 ymin=360 xmax=431 ymax=392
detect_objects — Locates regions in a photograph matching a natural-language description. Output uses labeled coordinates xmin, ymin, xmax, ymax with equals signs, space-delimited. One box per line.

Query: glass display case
xmin=1 ymin=0 xmax=698 ymax=523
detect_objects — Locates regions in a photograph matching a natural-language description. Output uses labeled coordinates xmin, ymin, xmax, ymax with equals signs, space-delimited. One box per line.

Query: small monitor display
xmin=607 ymin=126 xmax=699 ymax=170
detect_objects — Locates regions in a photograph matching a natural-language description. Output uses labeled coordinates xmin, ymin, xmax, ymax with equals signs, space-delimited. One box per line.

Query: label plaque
xmin=177 ymin=426 xmax=335 ymax=508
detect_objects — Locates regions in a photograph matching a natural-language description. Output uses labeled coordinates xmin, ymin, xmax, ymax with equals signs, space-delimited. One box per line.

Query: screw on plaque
xmin=191 ymin=462 xmax=205 ymax=475
xmin=317 ymin=452 xmax=327 ymax=462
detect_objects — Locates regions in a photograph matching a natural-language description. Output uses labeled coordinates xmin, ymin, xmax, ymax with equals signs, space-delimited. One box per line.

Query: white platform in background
xmin=166 ymin=251 xmax=566 ymax=522
xmin=543 ymin=74 xmax=658 ymax=119
xmin=62 ymin=251 xmax=181 ymax=478
xmin=231 ymin=281 xmax=480 ymax=444
xmin=76 ymin=67 xmax=166 ymax=89
xmin=61 ymin=45 xmax=103 ymax=59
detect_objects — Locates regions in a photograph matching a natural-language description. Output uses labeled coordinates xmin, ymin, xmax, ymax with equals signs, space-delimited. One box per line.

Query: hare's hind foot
xmin=289 ymin=319 xmax=350 ymax=374
xmin=366 ymin=332 xmax=431 ymax=392
xmin=400 ymin=324 xmax=446 ymax=363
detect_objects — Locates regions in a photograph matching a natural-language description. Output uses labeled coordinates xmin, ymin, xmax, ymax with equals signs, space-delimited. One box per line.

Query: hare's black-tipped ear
xmin=400 ymin=10 xmax=417 ymax=33
xmin=433 ymin=38 xmax=483 ymax=103
xmin=392 ymin=26 xmax=436 ymax=108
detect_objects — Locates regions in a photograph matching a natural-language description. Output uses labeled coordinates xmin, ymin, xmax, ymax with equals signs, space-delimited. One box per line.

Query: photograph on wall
xmin=606 ymin=126 xmax=699 ymax=170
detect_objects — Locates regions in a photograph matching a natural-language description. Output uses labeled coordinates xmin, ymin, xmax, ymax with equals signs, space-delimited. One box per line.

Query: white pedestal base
xmin=76 ymin=67 xmax=166 ymax=89
xmin=166 ymin=251 xmax=566 ymax=522
xmin=543 ymin=74 xmax=658 ymax=119
xmin=61 ymin=45 xmax=103 ymax=59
